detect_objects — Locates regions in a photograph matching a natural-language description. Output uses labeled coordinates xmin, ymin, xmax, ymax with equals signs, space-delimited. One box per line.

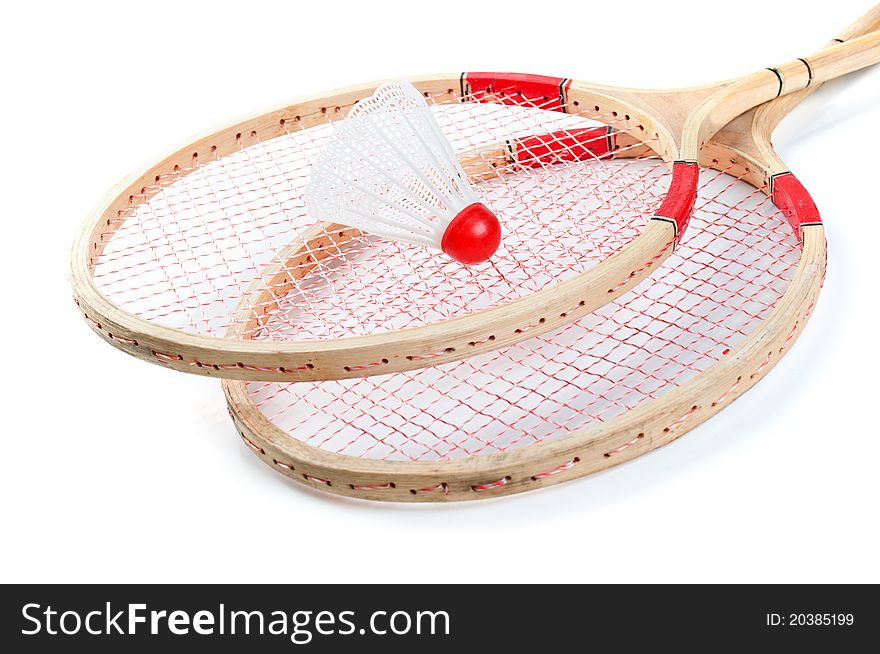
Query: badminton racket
xmin=70 ymin=27 xmax=880 ymax=381
xmin=221 ymin=10 xmax=880 ymax=499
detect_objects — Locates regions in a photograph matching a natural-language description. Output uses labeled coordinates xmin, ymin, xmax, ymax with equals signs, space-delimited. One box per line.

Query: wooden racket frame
xmin=220 ymin=11 xmax=880 ymax=501
xmin=70 ymin=30 xmax=880 ymax=382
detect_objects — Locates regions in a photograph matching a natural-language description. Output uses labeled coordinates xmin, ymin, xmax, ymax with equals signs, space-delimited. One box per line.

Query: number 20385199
xmin=766 ymin=613 xmax=854 ymax=627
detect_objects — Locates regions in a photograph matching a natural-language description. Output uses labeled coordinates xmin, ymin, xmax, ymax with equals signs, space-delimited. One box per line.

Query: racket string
xmin=245 ymin=169 xmax=800 ymax=462
xmin=87 ymin=82 xmax=798 ymax=462
xmin=92 ymin=90 xmax=666 ymax=340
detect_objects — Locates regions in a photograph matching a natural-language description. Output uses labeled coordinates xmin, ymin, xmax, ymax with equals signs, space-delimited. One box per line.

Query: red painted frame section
xmin=653 ymin=162 xmax=699 ymax=238
xmin=514 ymin=127 xmax=616 ymax=166
xmin=771 ymin=172 xmax=822 ymax=235
xmin=462 ymin=74 xmax=703 ymax=242
xmin=462 ymin=72 xmax=571 ymax=112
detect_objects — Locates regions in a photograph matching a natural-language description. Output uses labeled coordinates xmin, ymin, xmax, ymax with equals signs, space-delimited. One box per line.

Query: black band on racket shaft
xmin=558 ymin=78 xmax=571 ymax=113
xmin=796 ymin=58 xmax=814 ymax=88
xmin=766 ymin=68 xmax=784 ymax=97
xmin=605 ymin=125 xmax=615 ymax=153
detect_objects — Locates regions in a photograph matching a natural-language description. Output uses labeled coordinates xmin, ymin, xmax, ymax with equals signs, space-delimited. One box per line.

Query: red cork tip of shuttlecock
xmin=440 ymin=203 xmax=501 ymax=265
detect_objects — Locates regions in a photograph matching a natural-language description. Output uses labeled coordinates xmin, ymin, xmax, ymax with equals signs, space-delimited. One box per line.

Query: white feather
xmin=305 ymin=81 xmax=479 ymax=249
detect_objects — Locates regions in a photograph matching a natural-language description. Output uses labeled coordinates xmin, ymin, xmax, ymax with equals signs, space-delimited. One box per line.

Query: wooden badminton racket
xmin=221 ymin=9 xmax=880 ymax=500
xmin=70 ymin=26 xmax=880 ymax=382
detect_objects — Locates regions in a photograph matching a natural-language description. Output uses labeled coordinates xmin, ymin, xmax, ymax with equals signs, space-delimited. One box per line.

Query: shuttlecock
xmin=305 ymin=80 xmax=501 ymax=265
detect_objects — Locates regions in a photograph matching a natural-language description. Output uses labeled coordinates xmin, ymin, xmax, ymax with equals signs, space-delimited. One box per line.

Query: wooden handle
xmin=754 ymin=5 xmax=880 ymax=143
xmin=682 ymin=27 xmax=880 ymax=158
xmin=835 ymin=3 xmax=880 ymax=41
xmin=777 ymin=30 xmax=880 ymax=89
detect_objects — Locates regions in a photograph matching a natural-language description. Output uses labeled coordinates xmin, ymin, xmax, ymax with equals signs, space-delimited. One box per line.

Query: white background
xmin=2 ymin=0 xmax=879 ymax=583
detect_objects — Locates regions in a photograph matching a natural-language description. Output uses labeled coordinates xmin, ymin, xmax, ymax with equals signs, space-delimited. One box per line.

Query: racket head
xmin=71 ymin=73 xmax=684 ymax=381
xmin=221 ymin=114 xmax=827 ymax=501
xmin=71 ymin=28 xmax=878 ymax=382
xmin=221 ymin=6 xmax=880 ymax=498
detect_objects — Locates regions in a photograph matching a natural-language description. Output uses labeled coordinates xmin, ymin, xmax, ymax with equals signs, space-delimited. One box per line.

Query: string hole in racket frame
xmin=239 ymin=432 xmax=265 ymax=456
xmin=471 ymin=476 xmax=512 ymax=492
xmin=343 ymin=358 xmax=389 ymax=373
xmin=531 ymin=457 xmax=581 ymax=481
xmin=282 ymin=364 xmax=314 ymax=372
xmin=350 ymin=482 xmax=396 ymax=491
xmin=110 ymin=333 xmax=137 ymax=346
xmin=663 ymin=406 xmax=700 ymax=434
xmin=560 ymin=301 xmax=586 ymax=320
xmin=409 ymin=483 xmax=448 ymax=496
xmin=604 ymin=433 xmax=645 ymax=458
xmin=515 ymin=317 xmax=545 ymax=334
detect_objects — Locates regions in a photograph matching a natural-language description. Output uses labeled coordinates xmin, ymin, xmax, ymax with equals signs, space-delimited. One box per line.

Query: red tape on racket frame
xmin=461 ymin=72 xmax=572 ymax=112
xmin=513 ymin=127 xmax=617 ymax=165
xmin=651 ymin=161 xmax=700 ymax=239
xmin=771 ymin=172 xmax=823 ymax=236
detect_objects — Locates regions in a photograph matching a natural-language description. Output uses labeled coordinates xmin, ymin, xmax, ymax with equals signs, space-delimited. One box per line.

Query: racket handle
xmin=682 ymin=28 xmax=879 ymax=159
xmin=752 ymin=7 xmax=880 ymax=151
xmin=835 ymin=4 xmax=880 ymax=41
xmin=777 ymin=30 xmax=880 ymax=89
